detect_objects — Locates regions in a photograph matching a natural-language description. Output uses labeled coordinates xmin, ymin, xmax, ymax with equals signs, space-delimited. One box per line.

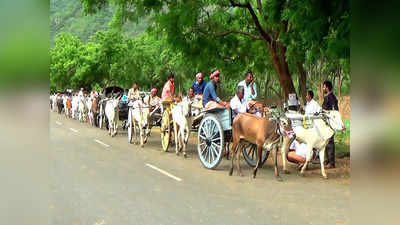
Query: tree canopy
xmin=50 ymin=0 xmax=350 ymax=104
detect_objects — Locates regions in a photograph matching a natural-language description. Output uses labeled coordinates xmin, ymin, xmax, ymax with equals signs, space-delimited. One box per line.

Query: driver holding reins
xmin=128 ymin=83 xmax=140 ymax=102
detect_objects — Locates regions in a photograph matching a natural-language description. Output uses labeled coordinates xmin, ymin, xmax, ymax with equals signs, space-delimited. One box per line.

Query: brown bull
xmin=229 ymin=113 xmax=292 ymax=180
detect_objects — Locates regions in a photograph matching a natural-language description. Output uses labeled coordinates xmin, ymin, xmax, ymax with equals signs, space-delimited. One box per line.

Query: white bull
xmin=70 ymin=96 xmax=78 ymax=119
xmin=282 ymin=110 xmax=345 ymax=179
xmin=78 ymin=97 xmax=88 ymax=122
xmin=71 ymin=96 xmax=78 ymax=120
xmin=50 ymin=94 xmax=57 ymax=112
xmin=63 ymin=95 xmax=69 ymax=117
xmin=130 ymin=97 xmax=151 ymax=147
xmin=105 ymin=98 xmax=120 ymax=137
xmin=86 ymin=97 xmax=93 ymax=125
xmin=171 ymin=98 xmax=192 ymax=157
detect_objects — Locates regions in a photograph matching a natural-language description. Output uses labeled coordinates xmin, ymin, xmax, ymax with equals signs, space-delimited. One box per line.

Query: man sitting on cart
xmin=148 ymin=88 xmax=162 ymax=124
xmin=230 ymin=86 xmax=259 ymax=118
xmin=149 ymin=88 xmax=161 ymax=111
xmin=192 ymin=72 xmax=206 ymax=94
xmin=185 ymin=87 xmax=202 ymax=116
xmin=121 ymin=89 xmax=129 ymax=102
xmin=120 ymin=89 xmax=129 ymax=108
xmin=230 ymin=86 xmax=247 ymax=118
xmin=128 ymin=83 xmax=140 ymax=102
xmin=202 ymin=70 xmax=228 ymax=109
xmin=161 ymin=73 xmax=175 ymax=101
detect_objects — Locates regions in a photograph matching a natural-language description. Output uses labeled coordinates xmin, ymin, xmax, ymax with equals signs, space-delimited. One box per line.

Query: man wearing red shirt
xmin=161 ymin=73 xmax=175 ymax=101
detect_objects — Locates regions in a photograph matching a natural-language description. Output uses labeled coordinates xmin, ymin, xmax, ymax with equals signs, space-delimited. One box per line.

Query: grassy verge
xmin=335 ymin=119 xmax=350 ymax=158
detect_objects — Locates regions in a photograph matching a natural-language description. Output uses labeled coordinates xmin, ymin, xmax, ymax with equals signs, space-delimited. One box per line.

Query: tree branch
xmin=215 ymin=30 xmax=262 ymax=40
xmin=228 ymin=0 xmax=248 ymax=8
xmin=228 ymin=0 xmax=271 ymax=43
xmin=256 ymin=0 xmax=265 ymax=19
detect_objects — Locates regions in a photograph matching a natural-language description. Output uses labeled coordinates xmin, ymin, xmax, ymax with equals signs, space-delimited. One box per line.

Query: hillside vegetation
xmin=50 ymin=0 xmax=148 ymax=43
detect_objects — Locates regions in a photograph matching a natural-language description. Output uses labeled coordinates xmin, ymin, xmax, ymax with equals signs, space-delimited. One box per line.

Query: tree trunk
xmin=318 ymin=82 xmax=324 ymax=105
xmin=337 ymin=67 xmax=343 ymax=98
xmin=264 ymin=75 xmax=270 ymax=105
xmin=267 ymin=43 xmax=296 ymax=101
xmin=296 ymin=59 xmax=307 ymax=105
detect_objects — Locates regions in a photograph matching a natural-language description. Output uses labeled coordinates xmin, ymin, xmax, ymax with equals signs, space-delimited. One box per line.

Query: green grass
xmin=335 ymin=119 xmax=350 ymax=158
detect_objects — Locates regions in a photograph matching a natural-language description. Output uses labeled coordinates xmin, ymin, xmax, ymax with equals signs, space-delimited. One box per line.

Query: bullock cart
xmin=159 ymin=99 xmax=202 ymax=153
xmin=97 ymin=86 xmax=128 ymax=129
xmin=197 ymin=107 xmax=277 ymax=169
xmin=126 ymin=91 xmax=158 ymax=145
xmin=157 ymin=100 xmax=270 ymax=169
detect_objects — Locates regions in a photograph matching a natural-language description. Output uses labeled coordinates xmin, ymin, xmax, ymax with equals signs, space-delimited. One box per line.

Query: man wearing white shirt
xmin=230 ymin=86 xmax=248 ymax=118
xmin=78 ymin=88 xmax=85 ymax=101
xmin=237 ymin=71 xmax=257 ymax=102
xmin=304 ymin=90 xmax=321 ymax=115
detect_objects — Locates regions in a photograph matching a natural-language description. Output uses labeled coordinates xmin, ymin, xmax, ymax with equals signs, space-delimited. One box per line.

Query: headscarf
xmin=209 ymin=70 xmax=220 ymax=79
xmin=151 ymin=88 xmax=157 ymax=94
xmin=196 ymin=72 xmax=203 ymax=79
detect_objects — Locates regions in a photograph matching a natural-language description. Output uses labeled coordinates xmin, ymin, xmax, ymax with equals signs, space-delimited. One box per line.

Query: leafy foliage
xmin=77 ymin=0 xmax=349 ymax=99
xmin=51 ymin=0 xmax=350 ymax=104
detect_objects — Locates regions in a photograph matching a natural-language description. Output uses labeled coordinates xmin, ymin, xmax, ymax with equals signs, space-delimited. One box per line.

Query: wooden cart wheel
xmin=160 ymin=109 xmax=171 ymax=152
xmin=242 ymin=143 xmax=269 ymax=167
xmin=197 ymin=115 xmax=224 ymax=169
xmin=127 ymin=108 xmax=133 ymax=143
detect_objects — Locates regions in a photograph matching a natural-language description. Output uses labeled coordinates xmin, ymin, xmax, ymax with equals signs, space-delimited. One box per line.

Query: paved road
xmin=50 ymin=112 xmax=349 ymax=225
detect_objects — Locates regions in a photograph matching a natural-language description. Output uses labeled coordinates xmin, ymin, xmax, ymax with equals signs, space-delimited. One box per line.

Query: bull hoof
xmin=141 ymin=145 xmax=144 ymax=148
xmin=283 ymin=170 xmax=291 ymax=174
xmin=276 ymin=176 xmax=283 ymax=182
xmin=238 ymin=173 xmax=244 ymax=177
xmin=323 ymin=175 xmax=328 ymax=179
xmin=183 ymin=153 xmax=187 ymax=158
xmin=175 ymin=151 xmax=179 ymax=156
xmin=299 ymin=172 xmax=305 ymax=177
xmin=229 ymin=168 xmax=233 ymax=176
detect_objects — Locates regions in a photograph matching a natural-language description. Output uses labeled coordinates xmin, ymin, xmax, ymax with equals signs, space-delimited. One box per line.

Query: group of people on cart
xmin=125 ymin=69 xmax=263 ymax=118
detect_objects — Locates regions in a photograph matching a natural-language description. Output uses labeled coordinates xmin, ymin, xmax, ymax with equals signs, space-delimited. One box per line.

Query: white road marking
xmin=56 ymin=121 xmax=62 ymax=125
xmin=145 ymin=163 xmax=182 ymax=182
xmin=94 ymin=139 xmax=110 ymax=148
xmin=69 ymin=128 xmax=79 ymax=133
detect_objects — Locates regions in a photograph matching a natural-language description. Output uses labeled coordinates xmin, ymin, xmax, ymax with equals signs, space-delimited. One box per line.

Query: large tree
xmin=80 ymin=0 xmax=348 ymax=99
